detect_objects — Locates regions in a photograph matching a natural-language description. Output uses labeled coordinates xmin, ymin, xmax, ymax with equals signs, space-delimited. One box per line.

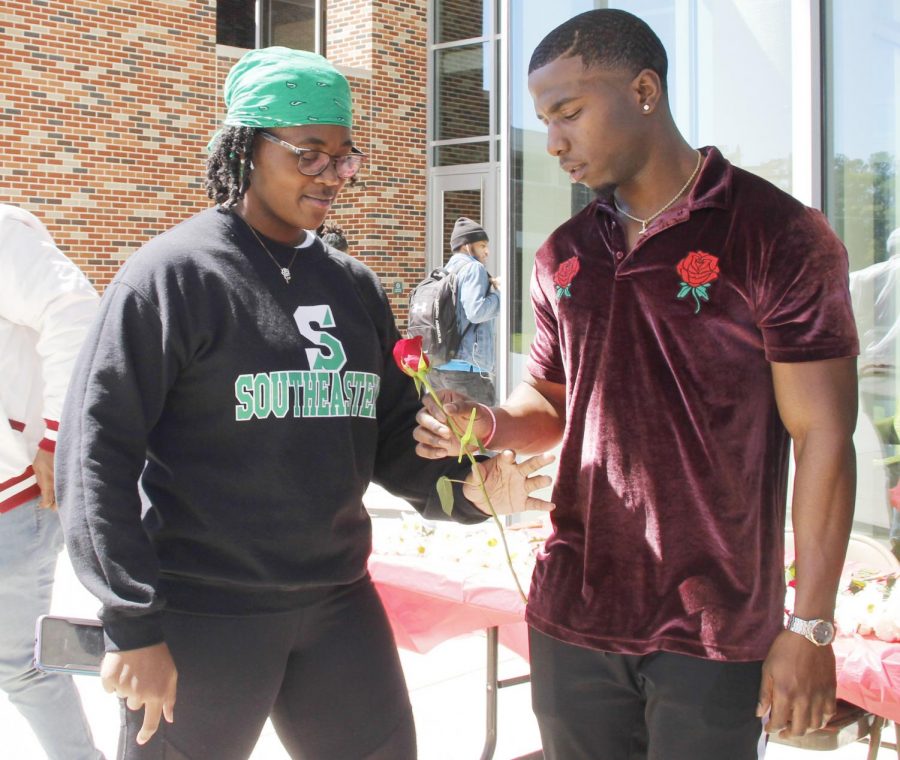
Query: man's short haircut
xmin=528 ymin=9 xmax=668 ymax=93
xmin=320 ymin=223 xmax=349 ymax=252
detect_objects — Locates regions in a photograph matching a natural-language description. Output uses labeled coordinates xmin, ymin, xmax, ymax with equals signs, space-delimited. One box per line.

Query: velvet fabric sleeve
xmin=526 ymin=254 xmax=567 ymax=385
xmin=754 ymin=207 xmax=859 ymax=362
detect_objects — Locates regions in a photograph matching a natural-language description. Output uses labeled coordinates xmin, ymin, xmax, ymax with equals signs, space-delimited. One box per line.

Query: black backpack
xmin=406 ymin=267 xmax=471 ymax=366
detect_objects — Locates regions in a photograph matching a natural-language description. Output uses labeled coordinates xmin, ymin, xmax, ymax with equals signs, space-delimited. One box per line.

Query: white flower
xmin=834 ymin=581 xmax=891 ymax=637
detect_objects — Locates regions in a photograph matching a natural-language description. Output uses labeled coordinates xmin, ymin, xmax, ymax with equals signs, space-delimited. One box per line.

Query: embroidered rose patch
xmin=553 ymin=257 xmax=580 ymax=300
xmin=676 ymin=251 xmax=719 ymax=314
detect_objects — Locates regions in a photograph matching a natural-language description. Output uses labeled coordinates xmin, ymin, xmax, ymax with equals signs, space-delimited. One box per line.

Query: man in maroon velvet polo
xmin=415 ymin=8 xmax=858 ymax=759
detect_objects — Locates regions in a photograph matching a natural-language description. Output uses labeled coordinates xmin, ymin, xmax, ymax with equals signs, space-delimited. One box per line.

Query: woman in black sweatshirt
xmin=57 ymin=47 xmax=552 ymax=760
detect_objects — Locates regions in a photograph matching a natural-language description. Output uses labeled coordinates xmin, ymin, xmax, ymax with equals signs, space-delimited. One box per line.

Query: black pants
xmin=529 ymin=628 xmax=765 ymax=760
xmin=118 ymin=576 xmax=415 ymax=760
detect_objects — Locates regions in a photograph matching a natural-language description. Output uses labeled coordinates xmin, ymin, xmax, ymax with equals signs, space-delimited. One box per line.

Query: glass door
xmin=428 ymin=169 xmax=502 ymax=398
xmin=429 ymin=170 xmax=496 ymax=273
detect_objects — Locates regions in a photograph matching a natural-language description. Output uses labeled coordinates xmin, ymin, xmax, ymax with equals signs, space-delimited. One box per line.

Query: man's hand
xmin=32 ymin=448 xmax=56 ymax=509
xmin=414 ymin=390 xmax=492 ymax=459
xmin=757 ymin=630 xmax=836 ymax=737
xmin=464 ymin=450 xmax=555 ymax=515
xmin=101 ymin=642 xmax=178 ymax=745
xmin=490 ymin=276 xmax=501 ymax=290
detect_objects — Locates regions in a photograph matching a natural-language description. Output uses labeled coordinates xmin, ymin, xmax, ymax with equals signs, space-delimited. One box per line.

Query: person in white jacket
xmin=0 ymin=204 xmax=104 ymax=759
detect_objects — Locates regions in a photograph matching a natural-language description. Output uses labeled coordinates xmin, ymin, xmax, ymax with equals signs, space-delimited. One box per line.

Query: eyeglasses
xmin=259 ymin=131 xmax=365 ymax=179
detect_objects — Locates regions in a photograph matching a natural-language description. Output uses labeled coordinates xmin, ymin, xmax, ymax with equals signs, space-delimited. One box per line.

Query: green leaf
xmin=697 ymin=289 xmax=709 ymax=301
xmin=436 ymin=476 xmax=454 ymax=516
xmin=677 ymin=285 xmax=691 ymax=298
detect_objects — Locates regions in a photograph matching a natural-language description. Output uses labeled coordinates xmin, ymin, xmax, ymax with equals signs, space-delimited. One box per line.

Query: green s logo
xmin=293 ymin=305 xmax=347 ymax=371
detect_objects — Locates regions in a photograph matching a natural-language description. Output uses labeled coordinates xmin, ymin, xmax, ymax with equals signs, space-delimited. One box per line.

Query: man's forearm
xmin=490 ymin=378 xmax=566 ymax=455
xmin=790 ymin=432 xmax=855 ymax=620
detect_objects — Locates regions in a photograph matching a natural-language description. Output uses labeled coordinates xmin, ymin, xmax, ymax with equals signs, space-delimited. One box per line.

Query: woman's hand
xmin=101 ymin=642 xmax=178 ymax=745
xmin=414 ymin=389 xmax=494 ymax=458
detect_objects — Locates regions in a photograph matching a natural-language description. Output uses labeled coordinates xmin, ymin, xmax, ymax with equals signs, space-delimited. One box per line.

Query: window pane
xmin=435 ymin=0 xmax=489 ymax=44
xmin=435 ymin=142 xmax=490 ymax=167
xmin=693 ymin=0 xmax=793 ymax=193
xmin=435 ymin=43 xmax=491 ymax=141
xmin=826 ymin=0 xmax=900 ymax=272
xmin=271 ymin=0 xmax=318 ymax=51
xmin=827 ymin=0 xmax=900 ymax=542
xmin=217 ymin=0 xmax=255 ymax=49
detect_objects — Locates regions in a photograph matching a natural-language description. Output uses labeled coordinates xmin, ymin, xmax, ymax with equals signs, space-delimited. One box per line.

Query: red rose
xmin=676 ymin=251 xmax=719 ymax=288
xmin=553 ymin=257 xmax=581 ymax=288
xmin=393 ymin=336 xmax=429 ymax=377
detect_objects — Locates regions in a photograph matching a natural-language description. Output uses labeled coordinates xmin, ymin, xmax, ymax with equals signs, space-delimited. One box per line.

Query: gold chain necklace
xmin=613 ymin=150 xmax=703 ymax=235
xmin=243 ymin=220 xmax=300 ymax=284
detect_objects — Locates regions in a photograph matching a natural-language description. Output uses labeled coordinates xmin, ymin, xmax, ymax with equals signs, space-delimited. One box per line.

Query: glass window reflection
xmin=828 ymin=0 xmax=900 ymax=543
xmin=435 ymin=0 xmax=490 ymax=44
xmin=435 ymin=43 xmax=492 ymax=141
xmin=270 ymin=0 xmax=319 ymax=51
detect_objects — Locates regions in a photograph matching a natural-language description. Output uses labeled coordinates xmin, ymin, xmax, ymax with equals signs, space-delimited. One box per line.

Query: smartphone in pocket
xmin=34 ymin=615 xmax=104 ymax=676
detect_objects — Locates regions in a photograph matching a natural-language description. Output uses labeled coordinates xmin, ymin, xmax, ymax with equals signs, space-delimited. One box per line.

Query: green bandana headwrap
xmin=210 ymin=47 xmax=353 ymax=149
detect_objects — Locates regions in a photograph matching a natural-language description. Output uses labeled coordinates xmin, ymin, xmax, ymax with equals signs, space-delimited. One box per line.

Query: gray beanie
xmin=450 ymin=217 xmax=488 ymax=251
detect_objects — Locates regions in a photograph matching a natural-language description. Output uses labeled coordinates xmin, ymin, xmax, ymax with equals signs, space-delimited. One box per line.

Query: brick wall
xmin=1 ymin=0 xmax=218 ymax=287
xmin=2 ymin=0 xmax=429 ymax=326
xmin=327 ymin=0 xmax=429 ymax=325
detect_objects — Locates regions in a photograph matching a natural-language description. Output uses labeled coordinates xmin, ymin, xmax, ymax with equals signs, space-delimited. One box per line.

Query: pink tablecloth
xmin=369 ymin=554 xmax=530 ymax=659
xmin=370 ymin=553 xmax=900 ymax=724
xmin=836 ymin=634 xmax=900 ymax=723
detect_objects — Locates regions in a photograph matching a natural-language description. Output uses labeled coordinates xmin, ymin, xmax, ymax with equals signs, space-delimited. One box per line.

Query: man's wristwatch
xmin=786 ymin=614 xmax=836 ymax=646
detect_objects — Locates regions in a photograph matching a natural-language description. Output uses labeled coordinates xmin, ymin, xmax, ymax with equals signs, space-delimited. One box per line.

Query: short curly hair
xmin=319 ymin=223 xmax=349 ymax=252
xmin=529 ymin=9 xmax=668 ymax=93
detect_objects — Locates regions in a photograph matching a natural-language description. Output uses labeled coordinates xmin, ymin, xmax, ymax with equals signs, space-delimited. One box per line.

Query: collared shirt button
xmin=615 ymin=251 xmax=624 ymax=261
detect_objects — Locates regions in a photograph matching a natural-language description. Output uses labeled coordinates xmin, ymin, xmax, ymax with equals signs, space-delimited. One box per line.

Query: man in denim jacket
xmin=430 ymin=217 xmax=500 ymax=405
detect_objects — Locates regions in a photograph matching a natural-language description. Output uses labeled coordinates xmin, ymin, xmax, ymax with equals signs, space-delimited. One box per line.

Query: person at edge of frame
xmin=0 ymin=203 xmax=104 ymax=760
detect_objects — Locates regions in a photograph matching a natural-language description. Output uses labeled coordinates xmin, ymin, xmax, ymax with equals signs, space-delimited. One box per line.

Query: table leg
xmin=479 ymin=626 xmax=539 ymax=760
xmin=480 ymin=626 xmax=499 ymax=760
xmin=867 ymin=715 xmax=885 ymax=760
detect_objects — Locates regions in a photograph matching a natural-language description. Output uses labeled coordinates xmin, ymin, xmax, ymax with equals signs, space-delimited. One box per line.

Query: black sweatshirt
xmin=57 ymin=207 xmax=485 ymax=651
